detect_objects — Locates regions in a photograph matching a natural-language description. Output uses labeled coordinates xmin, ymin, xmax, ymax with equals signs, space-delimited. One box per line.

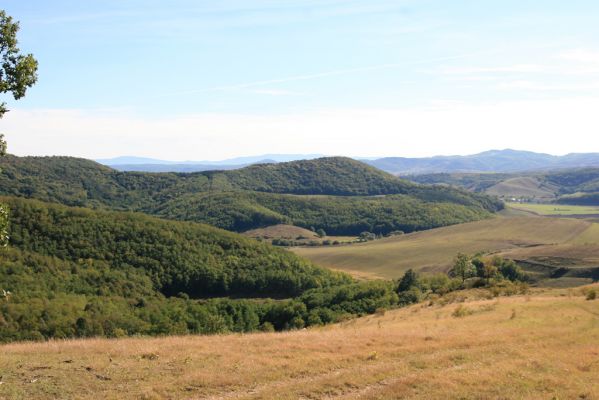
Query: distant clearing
xmin=293 ymin=216 xmax=599 ymax=282
xmin=486 ymin=177 xmax=557 ymax=200
xmin=243 ymin=224 xmax=319 ymax=239
xmin=243 ymin=224 xmax=357 ymax=245
xmin=507 ymin=202 xmax=599 ymax=216
xmin=2 ymin=287 xmax=598 ymax=399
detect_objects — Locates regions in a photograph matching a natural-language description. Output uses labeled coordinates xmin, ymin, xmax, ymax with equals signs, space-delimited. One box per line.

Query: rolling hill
xmin=0 ymin=155 xmax=502 ymax=235
xmin=3 ymin=196 xmax=393 ymax=342
xmin=410 ymin=167 xmax=599 ymax=205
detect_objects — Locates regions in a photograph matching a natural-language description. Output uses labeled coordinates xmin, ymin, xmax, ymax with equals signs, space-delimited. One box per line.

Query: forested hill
xmin=2 ymin=196 xmax=408 ymax=342
xmin=4 ymin=196 xmax=349 ymax=299
xmin=0 ymin=155 xmax=503 ymax=234
xmin=220 ymin=157 xmax=412 ymax=195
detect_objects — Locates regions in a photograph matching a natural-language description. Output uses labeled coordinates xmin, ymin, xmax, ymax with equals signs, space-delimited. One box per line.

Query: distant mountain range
xmin=364 ymin=149 xmax=599 ymax=175
xmin=96 ymin=150 xmax=599 ymax=174
xmin=97 ymin=154 xmax=324 ymax=172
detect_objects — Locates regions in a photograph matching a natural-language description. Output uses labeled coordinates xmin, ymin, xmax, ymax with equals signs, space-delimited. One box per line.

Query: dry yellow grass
xmin=292 ymin=216 xmax=597 ymax=279
xmin=2 ymin=287 xmax=599 ymax=399
xmin=243 ymin=224 xmax=319 ymax=240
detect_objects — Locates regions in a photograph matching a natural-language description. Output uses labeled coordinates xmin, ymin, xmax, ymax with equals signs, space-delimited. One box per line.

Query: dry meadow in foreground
xmin=1 ymin=286 xmax=599 ymax=400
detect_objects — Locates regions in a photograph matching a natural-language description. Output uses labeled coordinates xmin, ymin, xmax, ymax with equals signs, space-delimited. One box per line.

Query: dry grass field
xmin=486 ymin=177 xmax=558 ymax=200
xmin=243 ymin=224 xmax=357 ymax=245
xmin=243 ymin=224 xmax=320 ymax=240
xmin=485 ymin=176 xmax=559 ymax=201
xmin=293 ymin=215 xmax=599 ymax=280
xmin=1 ymin=286 xmax=598 ymax=400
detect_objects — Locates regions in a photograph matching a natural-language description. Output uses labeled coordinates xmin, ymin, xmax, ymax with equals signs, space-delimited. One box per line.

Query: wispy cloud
xmin=153 ymin=51 xmax=493 ymax=99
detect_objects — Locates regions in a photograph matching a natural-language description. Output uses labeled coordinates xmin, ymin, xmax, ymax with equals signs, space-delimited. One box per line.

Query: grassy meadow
xmin=1 ymin=286 xmax=598 ymax=399
xmin=293 ymin=215 xmax=599 ymax=281
xmin=507 ymin=202 xmax=599 ymax=216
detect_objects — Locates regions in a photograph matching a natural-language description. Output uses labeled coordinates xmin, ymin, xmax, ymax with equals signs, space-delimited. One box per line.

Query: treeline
xmin=0 ymin=155 xmax=503 ymax=235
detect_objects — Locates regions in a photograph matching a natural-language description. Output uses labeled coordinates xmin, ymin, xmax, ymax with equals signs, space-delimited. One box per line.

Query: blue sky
xmin=2 ymin=0 xmax=599 ymax=160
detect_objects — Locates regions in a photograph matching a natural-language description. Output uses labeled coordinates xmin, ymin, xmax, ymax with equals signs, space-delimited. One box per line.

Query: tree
xmin=0 ymin=10 xmax=38 ymax=119
xmin=450 ymin=253 xmax=476 ymax=284
xmin=482 ymin=262 xmax=498 ymax=285
xmin=499 ymin=259 xmax=525 ymax=282
xmin=316 ymin=228 xmax=326 ymax=238
xmin=397 ymin=269 xmax=419 ymax=292
xmin=0 ymin=10 xmax=38 ymax=245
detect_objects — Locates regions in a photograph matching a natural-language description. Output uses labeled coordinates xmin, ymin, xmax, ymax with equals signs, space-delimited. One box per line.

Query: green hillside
xmin=0 ymin=155 xmax=503 ymax=235
xmin=1 ymin=196 xmax=421 ymax=342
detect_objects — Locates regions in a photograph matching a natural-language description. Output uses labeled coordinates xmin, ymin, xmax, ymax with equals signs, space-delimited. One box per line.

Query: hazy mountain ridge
xmin=366 ymin=149 xmax=599 ymax=175
xmin=98 ymin=150 xmax=599 ymax=174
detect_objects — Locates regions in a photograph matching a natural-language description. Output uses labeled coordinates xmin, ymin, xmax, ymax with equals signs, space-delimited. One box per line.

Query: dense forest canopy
xmin=0 ymin=196 xmax=415 ymax=342
xmin=0 ymin=155 xmax=503 ymax=235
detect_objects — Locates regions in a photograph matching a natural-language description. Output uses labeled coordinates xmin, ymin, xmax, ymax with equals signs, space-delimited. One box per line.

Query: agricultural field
xmin=507 ymin=202 xmax=599 ymax=216
xmin=1 ymin=286 xmax=598 ymax=400
xmin=293 ymin=215 xmax=599 ymax=283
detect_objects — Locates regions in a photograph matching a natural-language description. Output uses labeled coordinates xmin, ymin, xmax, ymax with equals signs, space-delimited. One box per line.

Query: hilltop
xmin=0 ymin=155 xmax=502 ymax=235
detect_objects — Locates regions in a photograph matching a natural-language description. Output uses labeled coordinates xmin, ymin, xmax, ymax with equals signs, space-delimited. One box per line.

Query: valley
xmin=294 ymin=214 xmax=599 ymax=285
xmin=3 ymin=4 xmax=599 ymax=399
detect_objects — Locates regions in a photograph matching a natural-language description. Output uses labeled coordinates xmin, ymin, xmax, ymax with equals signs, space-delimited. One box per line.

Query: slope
xmin=293 ymin=215 xmax=599 ymax=280
xmin=1 ymin=288 xmax=598 ymax=399
xmin=1 ymin=196 xmax=377 ymax=341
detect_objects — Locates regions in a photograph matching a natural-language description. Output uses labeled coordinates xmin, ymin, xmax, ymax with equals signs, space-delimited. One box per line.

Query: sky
xmin=2 ymin=0 xmax=599 ymax=161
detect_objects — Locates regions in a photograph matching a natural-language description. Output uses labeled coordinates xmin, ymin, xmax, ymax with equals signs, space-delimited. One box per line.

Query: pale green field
xmin=293 ymin=216 xmax=599 ymax=280
xmin=507 ymin=202 xmax=599 ymax=215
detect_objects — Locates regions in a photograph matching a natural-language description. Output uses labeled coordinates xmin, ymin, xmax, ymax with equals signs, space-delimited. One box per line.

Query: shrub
xmin=586 ymin=289 xmax=597 ymax=301
xmin=452 ymin=304 xmax=474 ymax=318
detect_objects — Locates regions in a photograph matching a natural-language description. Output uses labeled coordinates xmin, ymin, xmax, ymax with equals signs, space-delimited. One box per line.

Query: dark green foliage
xmin=498 ymin=259 xmax=527 ymax=282
xmin=0 ymin=196 xmax=416 ymax=342
xmin=0 ymin=10 xmax=38 ymax=118
xmin=395 ymin=269 xmax=422 ymax=305
xmin=3 ymin=196 xmax=350 ymax=299
xmin=397 ymin=269 xmax=419 ymax=292
xmin=0 ymin=10 xmax=38 ymax=246
xmin=0 ymin=155 xmax=503 ymax=235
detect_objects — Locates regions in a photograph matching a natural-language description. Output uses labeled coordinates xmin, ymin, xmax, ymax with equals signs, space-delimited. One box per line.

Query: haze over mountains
xmin=98 ymin=149 xmax=599 ymax=175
